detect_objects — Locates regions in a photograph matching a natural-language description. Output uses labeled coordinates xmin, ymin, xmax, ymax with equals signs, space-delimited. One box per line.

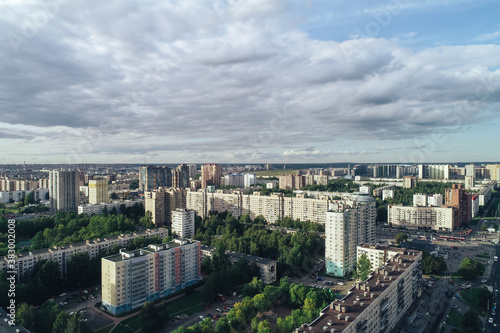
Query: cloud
xmin=1 ymin=0 xmax=500 ymax=163
xmin=475 ymin=31 xmax=500 ymax=42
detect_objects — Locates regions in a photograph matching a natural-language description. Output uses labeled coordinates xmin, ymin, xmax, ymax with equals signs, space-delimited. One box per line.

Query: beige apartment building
xmin=388 ymin=205 xmax=454 ymax=231
xmin=88 ymin=179 xmax=109 ymax=204
xmin=101 ymin=239 xmax=201 ymax=315
xmin=296 ymin=246 xmax=422 ymax=333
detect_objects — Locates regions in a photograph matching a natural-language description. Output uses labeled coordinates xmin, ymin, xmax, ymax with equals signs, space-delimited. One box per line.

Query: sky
xmin=1 ymin=0 xmax=500 ymax=165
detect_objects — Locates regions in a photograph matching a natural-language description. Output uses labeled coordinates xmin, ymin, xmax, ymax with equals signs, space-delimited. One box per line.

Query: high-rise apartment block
xmin=297 ymin=246 xmax=422 ymax=333
xmin=486 ymin=164 xmax=500 ymax=181
xmin=101 ymin=240 xmax=201 ymax=315
xmin=444 ymin=184 xmax=470 ymax=227
xmin=49 ymin=170 xmax=80 ymax=214
xmin=278 ymin=174 xmax=306 ymax=190
xmin=418 ymin=164 xmax=450 ymax=180
xmin=145 ymin=188 xmax=187 ymax=226
xmin=88 ymin=179 xmax=108 ymax=204
xmin=139 ymin=166 xmax=172 ymax=192
xmin=201 ymin=164 xmax=221 ymax=189
xmin=171 ymin=208 xmax=195 ymax=239
xmin=172 ymin=164 xmax=190 ymax=188
xmin=325 ymin=197 xmax=376 ymax=277
xmin=403 ymin=176 xmax=417 ymax=188
xmin=188 ymin=164 xmax=197 ymax=179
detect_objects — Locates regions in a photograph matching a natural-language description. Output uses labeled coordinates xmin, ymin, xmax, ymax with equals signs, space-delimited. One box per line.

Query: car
xmin=206 ymin=304 xmax=213 ymax=309
xmin=216 ymin=308 xmax=222 ymax=313
xmin=223 ymin=305 xmax=228 ymax=309
xmin=69 ymin=312 xmax=75 ymax=316
xmin=59 ymin=292 xmax=67 ymax=297
xmin=206 ymin=313 xmax=212 ymax=317
xmin=337 ymin=282 xmax=344 ymax=285
xmin=492 ymin=309 xmax=496 ymax=316
xmin=482 ymin=279 xmax=488 ymax=284
xmin=429 ymin=276 xmax=436 ymax=281
xmin=238 ymin=294 xmax=244 ymax=298
xmin=199 ymin=315 xmax=205 ymax=320
xmin=488 ymin=318 xmax=494 ymax=324
xmin=233 ymin=292 xmax=237 ymax=296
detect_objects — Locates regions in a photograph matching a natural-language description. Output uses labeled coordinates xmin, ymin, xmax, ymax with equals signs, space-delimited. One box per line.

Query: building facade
xmin=388 ymin=205 xmax=454 ymax=231
xmin=49 ymin=170 xmax=80 ymax=214
xmin=171 ymin=208 xmax=195 ymax=239
xmin=325 ymin=198 xmax=376 ymax=277
xmin=201 ymin=164 xmax=221 ymax=189
xmin=88 ymin=179 xmax=109 ymax=204
xmin=139 ymin=166 xmax=172 ymax=192
xmin=78 ymin=200 xmax=143 ymax=215
xmin=101 ymin=240 xmax=201 ymax=315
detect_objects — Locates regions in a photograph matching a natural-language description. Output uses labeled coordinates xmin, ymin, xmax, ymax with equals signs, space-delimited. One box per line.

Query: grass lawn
xmin=254 ymin=169 xmax=299 ymax=177
xmin=112 ymin=316 xmax=141 ymax=333
xmin=165 ymin=291 xmax=205 ymax=317
xmin=93 ymin=324 xmax=114 ymax=333
xmin=460 ymin=287 xmax=487 ymax=317
xmin=445 ymin=309 xmax=464 ymax=326
xmin=476 ymin=252 xmax=490 ymax=259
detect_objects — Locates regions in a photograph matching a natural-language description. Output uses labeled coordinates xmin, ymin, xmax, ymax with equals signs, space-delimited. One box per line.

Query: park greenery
xmin=14 ymin=300 xmax=91 ymax=333
xmin=172 ymin=277 xmax=335 ymax=333
xmin=421 ymin=251 xmax=447 ymax=275
xmin=139 ymin=301 xmax=170 ymax=332
xmin=395 ymin=233 xmax=408 ymax=244
xmin=270 ymin=216 xmax=324 ymax=232
xmin=458 ymin=258 xmax=485 ymax=281
xmin=0 ymin=203 xmax=149 ymax=256
xmin=194 ymin=212 xmax=324 ymax=277
xmin=302 ymin=178 xmax=360 ymax=192
xmin=129 ymin=178 xmax=139 ymax=189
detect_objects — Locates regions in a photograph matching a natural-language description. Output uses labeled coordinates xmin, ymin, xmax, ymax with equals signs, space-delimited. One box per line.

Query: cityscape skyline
xmin=2 ymin=0 xmax=500 ymax=164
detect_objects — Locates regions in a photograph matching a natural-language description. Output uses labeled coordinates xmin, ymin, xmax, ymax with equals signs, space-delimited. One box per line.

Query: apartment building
xmin=201 ymin=245 xmax=277 ymax=284
xmin=486 ymin=164 xmax=500 ymax=181
xmin=101 ymin=239 xmax=201 ymax=315
xmin=388 ymin=205 xmax=454 ymax=231
xmin=418 ymin=164 xmax=450 ymax=180
xmin=201 ymin=163 xmax=221 ymax=189
xmin=139 ymin=166 xmax=172 ymax=192
xmin=78 ymin=200 xmax=143 ymax=215
xmin=444 ymin=184 xmax=470 ymax=227
xmin=412 ymin=194 xmax=427 ymax=207
xmin=325 ymin=197 xmax=376 ymax=277
xmin=88 ymin=179 xmax=109 ymax=204
xmin=478 ymin=181 xmax=496 ymax=206
xmin=49 ymin=170 xmax=80 ymax=214
xmin=1 ymin=228 xmax=168 ymax=281
xmin=172 ymin=164 xmax=190 ymax=188
xmin=0 ymin=188 xmax=49 ymax=204
xmin=427 ymin=194 xmax=443 ymax=207
xmin=171 ymin=208 xmax=195 ymax=239
xmin=296 ymin=247 xmax=422 ymax=333
xmin=403 ymin=176 xmax=417 ymax=189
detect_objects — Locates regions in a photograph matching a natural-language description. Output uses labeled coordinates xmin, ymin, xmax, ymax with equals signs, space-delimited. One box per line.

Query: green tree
xmin=395 ymin=233 xmax=408 ymax=244
xmin=139 ymin=211 xmax=154 ymax=228
xmin=481 ymin=224 xmax=487 ymax=232
xmin=52 ymin=312 xmax=69 ymax=333
xmin=16 ymin=303 xmax=35 ymax=329
xmin=353 ymin=253 xmax=372 ymax=282
xmin=422 ymin=251 xmax=447 ymax=275
xmin=215 ymin=317 xmax=231 ymax=333
xmin=24 ymin=192 xmax=36 ymax=205
xmin=462 ymin=310 xmax=481 ymax=333
xmin=459 ymin=258 xmax=483 ymax=281
xmin=110 ymin=192 xmax=118 ymax=200
xmin=129 ymin=178 xmax=139 ymax=189
xmin=211 ymin=243 xmax=231 ymax=272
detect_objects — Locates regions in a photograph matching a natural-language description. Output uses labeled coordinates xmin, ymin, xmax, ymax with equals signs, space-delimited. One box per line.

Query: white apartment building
xmin=0 ymin=188 xmax=49 ymax=204
xmin=413 ymin=194 xmax=427 ymax=207
xmin=171 ymin=208 xmax=195 ymax=239
xmin=297 ymin=247 xmax=422 ymax=333
xmin=388 ymin=205 xmax=454 ymax=231
xmin=325 ymin=197 xmax=376 ymax=277
xmin=427 ymin=194 xmax=443 ymax=207
xmin=382 ymin=189 xmax=394 ymax=200
xmin=78 ymin=200 xmax=143 ymax=215
xmin=418 ymin=164 xmax=450 ymax=180
xmin=88 ymin=179 xmax=109 ymax=204
xmin=101 ymin=239 xmax=201 ymax=315
xmin=1 ymin=228 xmax=168 ymax=281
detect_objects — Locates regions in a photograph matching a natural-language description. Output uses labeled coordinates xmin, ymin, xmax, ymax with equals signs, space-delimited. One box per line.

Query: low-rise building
xmin=1 ymin=228 xmax=168 ymax=280
xmin=201 ymin=245 xmax=277 ymax=284
xmin=295 ymin=247 xmax=422 ymax=333
xmin=102 ymin=239 xmax=201 ymax=315
xmin=78 ymin=199 xmax=143 ymax=215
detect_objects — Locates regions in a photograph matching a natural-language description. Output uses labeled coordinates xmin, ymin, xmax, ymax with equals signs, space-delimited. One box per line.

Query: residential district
xmin=0 ymin=162 xmax=500 ymax=333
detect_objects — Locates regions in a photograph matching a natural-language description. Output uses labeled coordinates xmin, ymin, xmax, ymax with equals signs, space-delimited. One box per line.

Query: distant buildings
xmin=325 ymin=196 xmax=376 ymax=277
xmin=418 ymin=164 xmax=450 ymax=180
xmin=296 ymin=246 xmax=422 ymax=333
xmin=403 ymin=176 xmax=417 ymax=189
xmin=201 ymin=163 xmax=222 ymax=189
xmin=223 ymin=173 xmax=257 ymax=188
xmin=0 ymin=188 xmax=49 ymax=204
xmin=88 ymin=179 xmax=108 ymax=204
xmin=49 ymin=170 xmax=80 ymax=214
xmin=171 ymin=208 xmax=195 ymax=239
xmin=101 ymin=239 xmax=201 ymax=315
xmin=486 ymin=164 xmax=500 ymax=181
xmin=78 ymin=200 xmax=143 ymax=215
xmin=388 ymin=205 xmax=454 ymax=231
xmin=139 ymin=166 xmax=172 ymax=192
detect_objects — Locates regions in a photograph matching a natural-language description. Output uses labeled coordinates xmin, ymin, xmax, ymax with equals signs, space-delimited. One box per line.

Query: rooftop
xmin=104 ymin=239 xmax=195 ymax=263
xmin=201 ymin=245 xmax=276 ymax=265
xmin=296 ymin=248 xmax=421 ymax=333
